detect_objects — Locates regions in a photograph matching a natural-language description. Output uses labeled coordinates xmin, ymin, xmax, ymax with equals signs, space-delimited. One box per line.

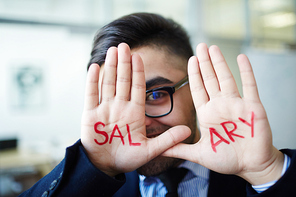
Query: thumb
xmin=146 ymin=125 xmax=191 ymax=160
xmin=162 ymin=142 xmax=202 ymax=163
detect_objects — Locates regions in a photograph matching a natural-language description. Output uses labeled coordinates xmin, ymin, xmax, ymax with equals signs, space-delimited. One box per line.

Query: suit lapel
xmin=207 ymin=170 xmax=247 ymax=197
xmin=113 ymin=171 xmax=140 ymax=197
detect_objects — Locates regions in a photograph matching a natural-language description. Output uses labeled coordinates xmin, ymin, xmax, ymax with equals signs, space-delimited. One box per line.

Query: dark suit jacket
xmin=20 ymin=140 xmax=296 ymax=197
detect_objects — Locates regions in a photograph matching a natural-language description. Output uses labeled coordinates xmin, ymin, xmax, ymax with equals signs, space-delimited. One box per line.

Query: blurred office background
xmin=0 ymin=0 xmax=295 ymax=196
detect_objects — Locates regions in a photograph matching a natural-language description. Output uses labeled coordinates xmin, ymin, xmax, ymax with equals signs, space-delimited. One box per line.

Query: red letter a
xmin=109 ymin=124 xmax=125 ymax=145
xmin=209 ymin=127 xmax=230 ymax=153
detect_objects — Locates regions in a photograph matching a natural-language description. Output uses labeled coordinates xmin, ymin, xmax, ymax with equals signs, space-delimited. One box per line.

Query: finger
xmin=188 ymin=56 xmax=209 ymax=108
xmin=146 ymin=126 xmax=191 ymax=159
xmin=209 ymin=45 xmax=240 ymax=97
xmin=101 ymin=47 xmax=117 ymax=102
xmin=84 ymin=63 xmax=100 ymax=110
xmin=237 ymin=54 xmax=260 ymax=101
xmin=196 ymin=43 xmax=220 ymax=97
xmin=131 ymin=53 xmax=146 ymax=106
xmin=116 ymin=43 xmax=132 ymax=101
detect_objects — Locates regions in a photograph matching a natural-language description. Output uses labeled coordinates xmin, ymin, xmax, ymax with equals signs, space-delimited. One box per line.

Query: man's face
xmin=131 ymin=46 xmax=200 ymax=176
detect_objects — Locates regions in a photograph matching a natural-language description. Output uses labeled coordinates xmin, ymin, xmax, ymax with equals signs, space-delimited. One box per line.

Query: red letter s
xmin=94 ymin=122 xmax=108 ymax=145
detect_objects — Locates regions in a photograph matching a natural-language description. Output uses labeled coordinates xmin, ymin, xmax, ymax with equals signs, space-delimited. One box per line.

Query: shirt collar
xmin=139 ymin=160 xmax=209 ymax=183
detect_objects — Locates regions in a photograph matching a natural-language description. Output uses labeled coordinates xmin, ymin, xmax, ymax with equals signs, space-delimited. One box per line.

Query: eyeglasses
xmin=145 ymin=76 xmax=189 ymax=118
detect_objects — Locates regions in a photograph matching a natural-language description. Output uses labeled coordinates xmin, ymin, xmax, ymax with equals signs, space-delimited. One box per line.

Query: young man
xmin=21 ymin=13 xmax=296 ymax=197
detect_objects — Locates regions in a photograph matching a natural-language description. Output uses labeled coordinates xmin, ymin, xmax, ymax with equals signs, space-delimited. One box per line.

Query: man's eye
xmin=147 ymin=91 xmax=164 ymax=100
xmin=146 ymin=91 xmax=169 ymax=104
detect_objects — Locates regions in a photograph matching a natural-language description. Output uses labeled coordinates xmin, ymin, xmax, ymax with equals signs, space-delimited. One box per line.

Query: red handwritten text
xmin=210 ymin=112 xmax=255 ymax=153
xmin=94 ymin=122 xmax=141 ymax=146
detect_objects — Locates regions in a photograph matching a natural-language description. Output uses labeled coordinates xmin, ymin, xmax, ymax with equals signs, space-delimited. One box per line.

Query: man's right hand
xmin=80 ymin=43 xmax=191 ymax=177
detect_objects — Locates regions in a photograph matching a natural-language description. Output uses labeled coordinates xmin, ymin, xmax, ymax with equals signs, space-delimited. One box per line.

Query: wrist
xmin=240 ymin=147 xmax=285 ymax=186
xmin=80 ymin=139 xmax=121 ymax=177
xmin=252 ymin=154 xmax=291 ymax=193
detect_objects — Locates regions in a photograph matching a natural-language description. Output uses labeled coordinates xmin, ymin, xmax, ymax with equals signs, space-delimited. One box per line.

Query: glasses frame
xmin=145 ymin=76 xmax=189 ymax=118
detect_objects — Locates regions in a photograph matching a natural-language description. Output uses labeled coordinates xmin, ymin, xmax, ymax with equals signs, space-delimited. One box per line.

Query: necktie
xmin=157 ymin=168 xmax=188 ymax=197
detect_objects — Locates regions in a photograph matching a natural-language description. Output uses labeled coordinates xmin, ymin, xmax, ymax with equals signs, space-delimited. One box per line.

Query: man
xmin=21 ymin=13 xmax=296 ymax=197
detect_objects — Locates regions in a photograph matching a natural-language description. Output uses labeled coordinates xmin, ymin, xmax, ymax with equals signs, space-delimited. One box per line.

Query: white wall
xmin=0 ymin=24 xmax=93 ymax=159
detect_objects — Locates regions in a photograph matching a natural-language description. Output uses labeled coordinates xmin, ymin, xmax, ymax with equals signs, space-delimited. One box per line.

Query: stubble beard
xmin=137 ymin=113 xmax=197 ymax=177
xmin=136 ymin=155 xmax=183 ymax=177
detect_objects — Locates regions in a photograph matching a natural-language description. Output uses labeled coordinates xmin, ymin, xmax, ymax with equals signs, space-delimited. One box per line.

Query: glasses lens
xmin=145 ymin=90 xmax=172 ymax=117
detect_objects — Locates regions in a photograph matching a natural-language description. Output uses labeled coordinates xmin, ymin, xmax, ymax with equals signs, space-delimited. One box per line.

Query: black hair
xmin=87 ymin=12 xmax=193 ymax=70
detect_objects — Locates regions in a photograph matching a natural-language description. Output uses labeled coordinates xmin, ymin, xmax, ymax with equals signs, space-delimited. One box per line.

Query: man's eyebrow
xmin=146 ymin=77 xmax=174 ymax=90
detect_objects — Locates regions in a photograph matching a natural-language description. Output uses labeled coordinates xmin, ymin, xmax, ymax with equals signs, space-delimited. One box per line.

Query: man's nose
xmin=145 ymin=115 xmax=153 ymax=127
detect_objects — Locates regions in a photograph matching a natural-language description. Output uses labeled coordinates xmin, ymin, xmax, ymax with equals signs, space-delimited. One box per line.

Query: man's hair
xmin=87 ymin=12 xmax=193 ymax=70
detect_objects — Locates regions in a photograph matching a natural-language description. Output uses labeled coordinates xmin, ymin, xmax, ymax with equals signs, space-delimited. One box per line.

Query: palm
xmin=82 ymin=99 xmax=147 ymax=174
xmin=196 ymin=96 xmax=271 ymax=175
